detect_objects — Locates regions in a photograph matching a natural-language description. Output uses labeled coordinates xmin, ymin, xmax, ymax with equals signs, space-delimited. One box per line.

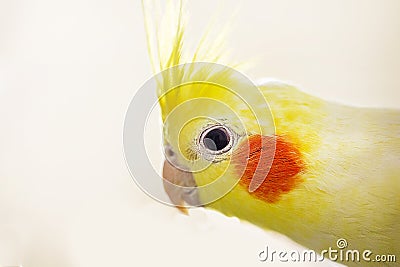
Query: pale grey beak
xmin=162 ymin=158 xmax=201 ymax=214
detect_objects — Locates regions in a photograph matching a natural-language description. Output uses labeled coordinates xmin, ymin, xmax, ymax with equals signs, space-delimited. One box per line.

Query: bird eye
xmin=200 ymin=125 xmax=233 ymax=154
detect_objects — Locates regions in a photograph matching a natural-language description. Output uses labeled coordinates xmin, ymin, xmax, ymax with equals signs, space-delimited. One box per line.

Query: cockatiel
xmin=142 ymin=1 xmax=400 ymax=265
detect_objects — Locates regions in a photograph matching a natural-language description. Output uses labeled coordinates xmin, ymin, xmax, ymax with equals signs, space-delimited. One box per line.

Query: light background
xmin=0 ymin=0 xmax=399 ymax=266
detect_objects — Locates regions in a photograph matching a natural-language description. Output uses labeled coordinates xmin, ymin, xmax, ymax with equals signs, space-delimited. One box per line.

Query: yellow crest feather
xmin=142 ymin=0 xmax=243 ymax=120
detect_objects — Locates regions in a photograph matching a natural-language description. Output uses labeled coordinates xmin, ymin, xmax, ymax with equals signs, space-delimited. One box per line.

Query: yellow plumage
xmin=142 ymin=1 xmax=400 ymax=265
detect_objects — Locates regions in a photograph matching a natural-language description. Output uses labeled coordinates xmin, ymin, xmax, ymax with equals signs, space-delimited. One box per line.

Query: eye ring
xmin=199 ymin=125 xmax=234 ymax=155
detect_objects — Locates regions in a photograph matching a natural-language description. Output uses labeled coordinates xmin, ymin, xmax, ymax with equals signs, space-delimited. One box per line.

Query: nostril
xmin=165 ymin=145 xmax=175 ymax=157
xmin=167 ymin=149 xmax=175 ymax=157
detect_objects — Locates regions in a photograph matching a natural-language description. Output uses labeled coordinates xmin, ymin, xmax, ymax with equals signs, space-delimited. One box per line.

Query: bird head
xmin=158 ymin=63 xmax=275 ymax=213
xmin=143 ymin=0 xmax=313 ymax=215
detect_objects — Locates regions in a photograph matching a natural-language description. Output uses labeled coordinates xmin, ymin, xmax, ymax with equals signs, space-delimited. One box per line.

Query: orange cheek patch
xmin=232 ymin=134 xmax=305 ymax=203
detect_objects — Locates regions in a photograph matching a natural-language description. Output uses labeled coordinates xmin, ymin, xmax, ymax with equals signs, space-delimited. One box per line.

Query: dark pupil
xmin=203 ymin=128 xmax=229 ymax=151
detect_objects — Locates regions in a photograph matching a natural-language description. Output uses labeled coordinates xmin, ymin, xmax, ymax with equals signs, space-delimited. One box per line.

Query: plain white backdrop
xmin=1 ymin=0 xmax=399 ymax=266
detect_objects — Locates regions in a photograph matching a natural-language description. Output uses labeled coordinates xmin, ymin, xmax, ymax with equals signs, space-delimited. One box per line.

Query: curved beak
xmin=162 ymin=159 xmax=201 ymax=214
